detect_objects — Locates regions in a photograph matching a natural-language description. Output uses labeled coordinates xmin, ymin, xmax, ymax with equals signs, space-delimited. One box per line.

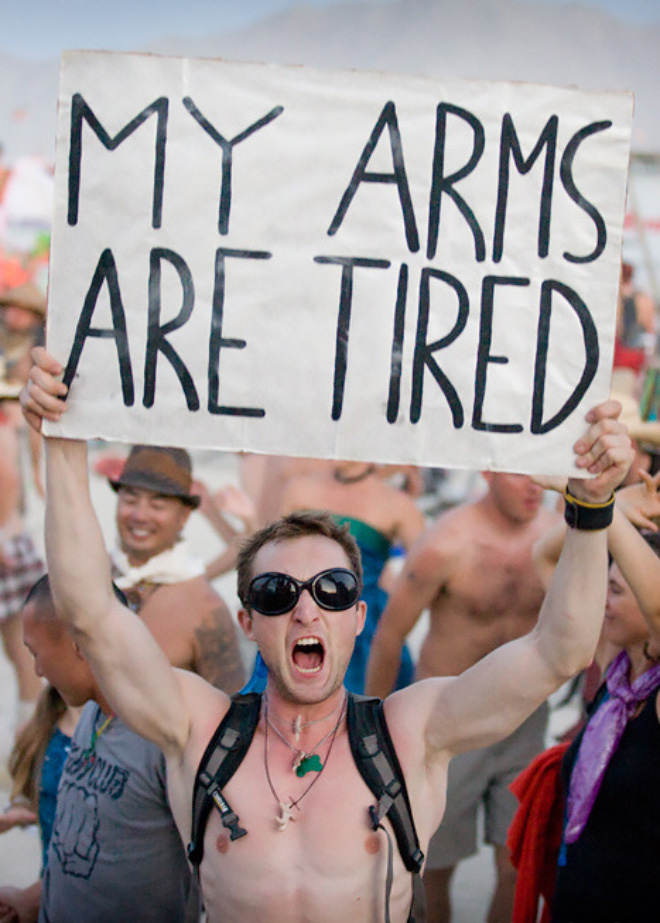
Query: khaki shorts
xmin=425 ymin=702 xmax=548 ymax=870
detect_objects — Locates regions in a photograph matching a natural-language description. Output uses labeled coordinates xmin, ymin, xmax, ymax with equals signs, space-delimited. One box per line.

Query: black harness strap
xmin=346 ymin=694 xmax=424 ymax=872
xmin=187 ymin=692 xmax=261 ymax=866
xmin=347 ymin=693 xmax=426 ymax=923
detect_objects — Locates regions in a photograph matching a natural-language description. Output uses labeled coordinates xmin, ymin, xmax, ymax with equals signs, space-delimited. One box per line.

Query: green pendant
xmin=296 ymin=754 xmax=323 ymax=776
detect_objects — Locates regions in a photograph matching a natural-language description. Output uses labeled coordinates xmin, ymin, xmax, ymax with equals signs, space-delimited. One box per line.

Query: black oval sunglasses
xmin=247 ymin=567 xmax=360 ymax=616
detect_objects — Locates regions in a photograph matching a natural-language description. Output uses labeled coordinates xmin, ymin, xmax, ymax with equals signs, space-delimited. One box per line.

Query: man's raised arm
xmin=21 ymin=348 xmax=195 ymax=755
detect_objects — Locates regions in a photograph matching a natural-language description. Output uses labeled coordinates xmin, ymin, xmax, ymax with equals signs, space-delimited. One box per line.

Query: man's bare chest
xmin=199 ymin=738 xmax=412 ymax=922
xmin=442 ymin=541 xmax=544 ymax=621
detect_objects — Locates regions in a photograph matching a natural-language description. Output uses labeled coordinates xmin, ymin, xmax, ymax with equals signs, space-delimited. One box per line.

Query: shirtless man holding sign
xmin=22 ymin=346 xmax=631 ymax=923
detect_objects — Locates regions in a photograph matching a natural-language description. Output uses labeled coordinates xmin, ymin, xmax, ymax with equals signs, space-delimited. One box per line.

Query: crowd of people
xmin=0 ymin=227 xmax=659 ymax=922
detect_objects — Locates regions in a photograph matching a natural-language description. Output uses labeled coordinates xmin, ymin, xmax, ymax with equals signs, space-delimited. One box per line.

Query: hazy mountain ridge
xmin=1 ymin=0 xmax=658 ymax=163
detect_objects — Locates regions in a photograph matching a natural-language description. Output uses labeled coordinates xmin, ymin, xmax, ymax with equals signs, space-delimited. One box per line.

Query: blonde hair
xmin=9 ymin=684 xmax=67 ymax=808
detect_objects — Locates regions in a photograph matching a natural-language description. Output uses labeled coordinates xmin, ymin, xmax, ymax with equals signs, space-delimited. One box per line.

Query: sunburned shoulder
xmin=435 ymin=495 xmax=558 ymax=538
xmin=410 ymin=503 xmax=481 ymax=558
xmin=429 ymin=499 xmax=485 ymax=534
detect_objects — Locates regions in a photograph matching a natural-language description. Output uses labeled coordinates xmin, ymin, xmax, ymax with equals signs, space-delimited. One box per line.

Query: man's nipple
xmin=365 ymin=833 xmax=381 ymax=855
xmin=216 ymin=833 xmax=230 ymax=854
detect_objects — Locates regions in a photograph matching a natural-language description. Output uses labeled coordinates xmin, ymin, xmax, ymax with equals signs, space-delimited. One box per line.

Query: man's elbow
xmin=52 ymin=590 xmax=118 ymax=652
xmin=555 ymin=650 xmax=593 ymax=686
xmin=50 ymin=590 xmax=86 ymax=631
xmin=533 ymin=623 xmax=596 ymax=687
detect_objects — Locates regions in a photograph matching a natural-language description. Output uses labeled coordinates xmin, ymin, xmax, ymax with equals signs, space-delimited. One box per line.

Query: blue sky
xmin=4 ymin=0 xmax=659 ymax=60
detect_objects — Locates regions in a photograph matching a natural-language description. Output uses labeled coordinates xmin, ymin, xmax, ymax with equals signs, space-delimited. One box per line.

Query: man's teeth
xmin=294 ymin=637 xmax=323 ymax=673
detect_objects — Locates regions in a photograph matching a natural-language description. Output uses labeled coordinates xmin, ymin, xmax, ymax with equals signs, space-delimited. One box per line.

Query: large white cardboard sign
xmin=45 ymin=51 xmax=633 ymax=473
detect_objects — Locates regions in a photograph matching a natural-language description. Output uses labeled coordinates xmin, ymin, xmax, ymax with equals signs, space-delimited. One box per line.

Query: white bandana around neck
xmin=111 ymin=539 xmax=205 ymax=590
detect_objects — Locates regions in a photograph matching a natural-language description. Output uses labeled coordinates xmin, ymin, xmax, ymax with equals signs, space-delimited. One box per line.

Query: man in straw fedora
xmin=101 ymin=442 xmax=245 ymax=693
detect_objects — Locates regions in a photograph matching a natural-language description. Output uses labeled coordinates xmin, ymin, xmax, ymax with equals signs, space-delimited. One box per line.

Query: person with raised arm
xmin=21 ymin=346 xmax=632 ymax=923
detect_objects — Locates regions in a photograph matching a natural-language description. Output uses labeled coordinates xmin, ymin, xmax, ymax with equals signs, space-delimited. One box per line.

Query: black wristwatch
xmin=563 ymin=487 xmax=615 ymax=531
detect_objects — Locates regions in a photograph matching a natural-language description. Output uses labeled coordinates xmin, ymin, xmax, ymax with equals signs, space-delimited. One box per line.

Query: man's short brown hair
xmin=236 ymin=510 xmax=363 ymax=608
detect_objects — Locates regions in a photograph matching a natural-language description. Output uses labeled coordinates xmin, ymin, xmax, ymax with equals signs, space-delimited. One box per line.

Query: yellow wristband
xmin=563 ymin=487 xmax=615 ymax=530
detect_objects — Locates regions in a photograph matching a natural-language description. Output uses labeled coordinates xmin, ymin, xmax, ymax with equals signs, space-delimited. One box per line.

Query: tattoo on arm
xmin=195 ymin=605 xmax=245 ymax=694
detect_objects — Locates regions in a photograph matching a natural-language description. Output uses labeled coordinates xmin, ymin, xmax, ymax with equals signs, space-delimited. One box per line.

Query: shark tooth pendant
xmin=276 ymin=800 xmax=297 ymax=831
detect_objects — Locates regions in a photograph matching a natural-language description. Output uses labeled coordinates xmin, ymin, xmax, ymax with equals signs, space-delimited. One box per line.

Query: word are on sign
xmin=45 ymin=50 xmax=633 ymax=474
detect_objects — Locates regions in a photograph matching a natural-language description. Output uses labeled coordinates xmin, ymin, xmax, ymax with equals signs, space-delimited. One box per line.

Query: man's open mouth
xmin=291 ymin=636 xmax=325 ymax=674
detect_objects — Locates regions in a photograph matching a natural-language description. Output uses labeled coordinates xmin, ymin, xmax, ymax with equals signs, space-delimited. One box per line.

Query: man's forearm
xmin=365 ymin=627 xmax=404 ymax=698
xmin=534 ymin=411 xmax=629 ymax=682
xmin=609 ymin=509 xmax=660 ymax=632
xmin=45 ymin=437 xmax=115 ymax=635
xmin=205 ymin=542 xmax=240 ymax=580
xmin=534 ymin=526 xmax=608 ymax=681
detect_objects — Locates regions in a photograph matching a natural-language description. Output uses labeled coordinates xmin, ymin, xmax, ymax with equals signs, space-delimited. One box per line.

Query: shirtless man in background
xmin=366 ymin=472 xmax=560 ymax=923
xmin=101 ymin=443 xmax=244 ymax=693
xmin=240 ymin=454 xmax=334 ymax=528
xmin=240 ymin=454 xmax=423 ymax=531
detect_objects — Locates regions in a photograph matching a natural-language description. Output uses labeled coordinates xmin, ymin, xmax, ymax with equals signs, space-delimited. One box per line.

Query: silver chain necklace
xmin=269 ymin=695 xmax=344 ymax=743
xmin=266 ymin=697 xmax=344 ymax=776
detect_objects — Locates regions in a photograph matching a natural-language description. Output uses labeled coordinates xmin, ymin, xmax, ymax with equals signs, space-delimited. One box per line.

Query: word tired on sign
xmin=63 ymin=94 xmax=606 ymax=434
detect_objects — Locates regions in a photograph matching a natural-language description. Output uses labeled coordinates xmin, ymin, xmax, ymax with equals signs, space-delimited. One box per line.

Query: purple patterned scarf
xmin=564 ymin=649 xmax=660 ymax=844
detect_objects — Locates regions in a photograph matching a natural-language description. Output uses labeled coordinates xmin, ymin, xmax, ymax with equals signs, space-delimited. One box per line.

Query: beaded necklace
xmin=82 ymin=710 xmax=115 ymax=763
